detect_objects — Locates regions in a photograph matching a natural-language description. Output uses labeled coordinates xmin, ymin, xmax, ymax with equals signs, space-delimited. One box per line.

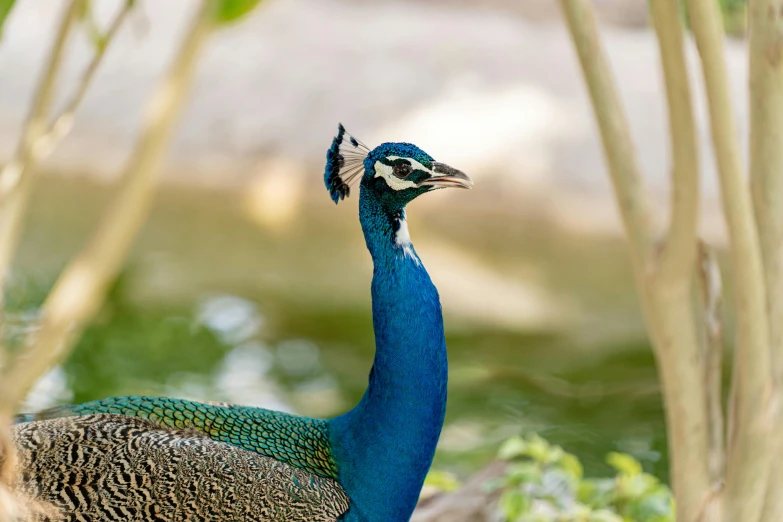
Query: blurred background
xmin=0 ymin=0 xmax=749 ymax=481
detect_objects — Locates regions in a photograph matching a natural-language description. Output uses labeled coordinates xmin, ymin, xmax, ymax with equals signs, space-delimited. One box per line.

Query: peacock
xmin=7 ymin=124 xmax=473 ymax=522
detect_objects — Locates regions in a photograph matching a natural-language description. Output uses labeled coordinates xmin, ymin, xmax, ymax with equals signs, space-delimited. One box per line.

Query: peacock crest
xmin=324 ymin=123 xmax=370 ymax=203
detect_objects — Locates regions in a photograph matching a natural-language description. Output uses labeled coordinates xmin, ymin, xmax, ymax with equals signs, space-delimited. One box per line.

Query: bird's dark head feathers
xmin=324 ymin=124 xmax=472 ymax=207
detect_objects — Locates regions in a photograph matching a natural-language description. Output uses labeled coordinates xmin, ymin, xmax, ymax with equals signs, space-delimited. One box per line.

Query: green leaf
xmin=525 ymin=435 xmax=551 ymax=463
xmin=606 ymin=452 xmax=642 ymax=476
xmin=0 ymin=0 xmax=16 ymax=40
xmin=546 ymin=444 xmax=564 ymax=464
xmin=423 ymin=469 xmax=461 ymax=493
xmin=622 ymin=486 xmax=673 ymax=521
xmin=499 ymin=490 xmax=530 ymax=521
xmin=215 ymin=0 xmax=262 ymax=25
xmin=578 ymin=478 xmax=615 ymax=509
xmin=504 ymin=462 xmax=541 ymax=487
xmin=498 ymin=436 xmax=528 ymax=460
xmin=559 ymin=452 xmax=584 ymax=480
xmin=618 ymin=473 xmax=658 ymax=499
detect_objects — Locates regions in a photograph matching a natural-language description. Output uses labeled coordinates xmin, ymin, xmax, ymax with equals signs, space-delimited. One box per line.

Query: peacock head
xmin=324 ymin=124 xmax=473 ymax=210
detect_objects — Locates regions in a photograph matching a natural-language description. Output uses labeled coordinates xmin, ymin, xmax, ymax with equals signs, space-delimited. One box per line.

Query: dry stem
xmin=650 ymin=0 xmax=700 ymax=284
xmin=747 ymin=0 xmax=783 ymax=520
xmin=0 ymin=0 xmax=84 ymax=331
xmin=0 ymin=0 xmax=133 ymax=344
xmin=749 ymin=2 xmax=783 ymax=378
xmin=557 ymin=0 xmax=652 ymax=272
xmin=685 ymin=1 xmax=774 ymax=520
xmin=647 ymin=3 xmax=712 ymax=519
xmin=29 ymin=0 xmax=135 ymax=169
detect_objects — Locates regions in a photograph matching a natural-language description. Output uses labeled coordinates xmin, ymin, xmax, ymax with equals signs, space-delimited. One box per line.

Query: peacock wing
xmin=16 ymin=396 xmax=339 ymax=480
xmin=10 ymin=414 xmax=349 ymax=522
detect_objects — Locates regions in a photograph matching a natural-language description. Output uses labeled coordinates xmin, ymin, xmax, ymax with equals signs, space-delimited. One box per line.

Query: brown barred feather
xmin=7 ymin=414 xmax=349 ymax=521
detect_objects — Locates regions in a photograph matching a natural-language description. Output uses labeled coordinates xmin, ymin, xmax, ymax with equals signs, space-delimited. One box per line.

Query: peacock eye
xmin=392 ymin=163 xmax=412 ymax=179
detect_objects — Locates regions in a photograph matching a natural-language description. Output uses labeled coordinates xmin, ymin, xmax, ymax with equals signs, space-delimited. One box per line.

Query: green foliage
xmin=215 ymin=0 xmax=263 ymax=25
xmin=423 ymin=469 xmax=461 ymax=493
xmin=500 ymin=490 xmax=531 ymax=520
xmin=0 ymin=0 xmax=15 ymax=39
xmin=493 ymin=435 xmax=673 ymax=522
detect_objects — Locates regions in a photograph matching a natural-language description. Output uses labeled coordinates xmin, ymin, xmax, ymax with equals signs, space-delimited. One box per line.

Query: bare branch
xmin=0 ymin=0 xmax=84 ymax=329
xmin=32 ymin=0 xmax=135 ymax=165
xmin=747 ymin=0 xmax=783 ymax=519
xmin=749 ymin=2 xmax=783 ymax=373
xmin=559 ymin=2 xmax=711 ymax=519
xmin=0 ymin=0 xmax=132 ymax=348
xmin=557 ymin=0 xmax=653 ymax=272
xmin=649 ymin=293 xmax=711 ymax=522
xmin=0 ymin=0 xmax=215 ymax=411
xmin=646 ymin=5 xmax=714 ymax=519
xmin=0 ymin=0 xmax=134 ymax=201
xmin=685 ymin=0 xmax=774 ymax=519
xmin=649 ymin=0 xmax=699 ymax=284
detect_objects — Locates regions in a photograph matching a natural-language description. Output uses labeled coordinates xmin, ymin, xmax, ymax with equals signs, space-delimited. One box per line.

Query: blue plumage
xmin=329 ymin=189 xmax=448 ymax=520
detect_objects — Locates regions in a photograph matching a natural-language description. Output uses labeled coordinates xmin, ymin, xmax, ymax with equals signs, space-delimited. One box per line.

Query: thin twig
xmin=685 ymin=0 xmax=774 ymax=520
xmin=0 ymin=0 xmax=132 ymax=349
xmin=33 ymin=0 xmax=136 ymax=166
xmin=0 ymin=0 xmax=84 ymax=333
xmin=0 ymin=0 xmax=215 ymax=411
xmin=0 ymin=0 xmax=134 ymax=203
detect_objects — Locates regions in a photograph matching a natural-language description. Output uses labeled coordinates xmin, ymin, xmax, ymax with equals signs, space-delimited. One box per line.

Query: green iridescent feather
xmin=17 ymin=396 xmax=339 ymax=479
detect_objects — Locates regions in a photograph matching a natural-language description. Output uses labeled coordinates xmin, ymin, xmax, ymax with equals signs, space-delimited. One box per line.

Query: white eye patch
xmin=373 ymin=156 xmax=432 ymax=191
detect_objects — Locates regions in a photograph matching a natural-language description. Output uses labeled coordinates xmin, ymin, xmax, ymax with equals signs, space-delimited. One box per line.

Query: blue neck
xmin=328 ymin=191 xmax=448 ymax=522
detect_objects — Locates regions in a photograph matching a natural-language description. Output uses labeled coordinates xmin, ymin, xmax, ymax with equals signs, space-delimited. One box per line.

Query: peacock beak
xmin=420 ymin=162 xmax=474 ymax=190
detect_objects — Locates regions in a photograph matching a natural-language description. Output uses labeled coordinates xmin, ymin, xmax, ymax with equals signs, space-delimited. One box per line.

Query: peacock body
xmin=8 ymin=124 xmax=473 ymax=522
